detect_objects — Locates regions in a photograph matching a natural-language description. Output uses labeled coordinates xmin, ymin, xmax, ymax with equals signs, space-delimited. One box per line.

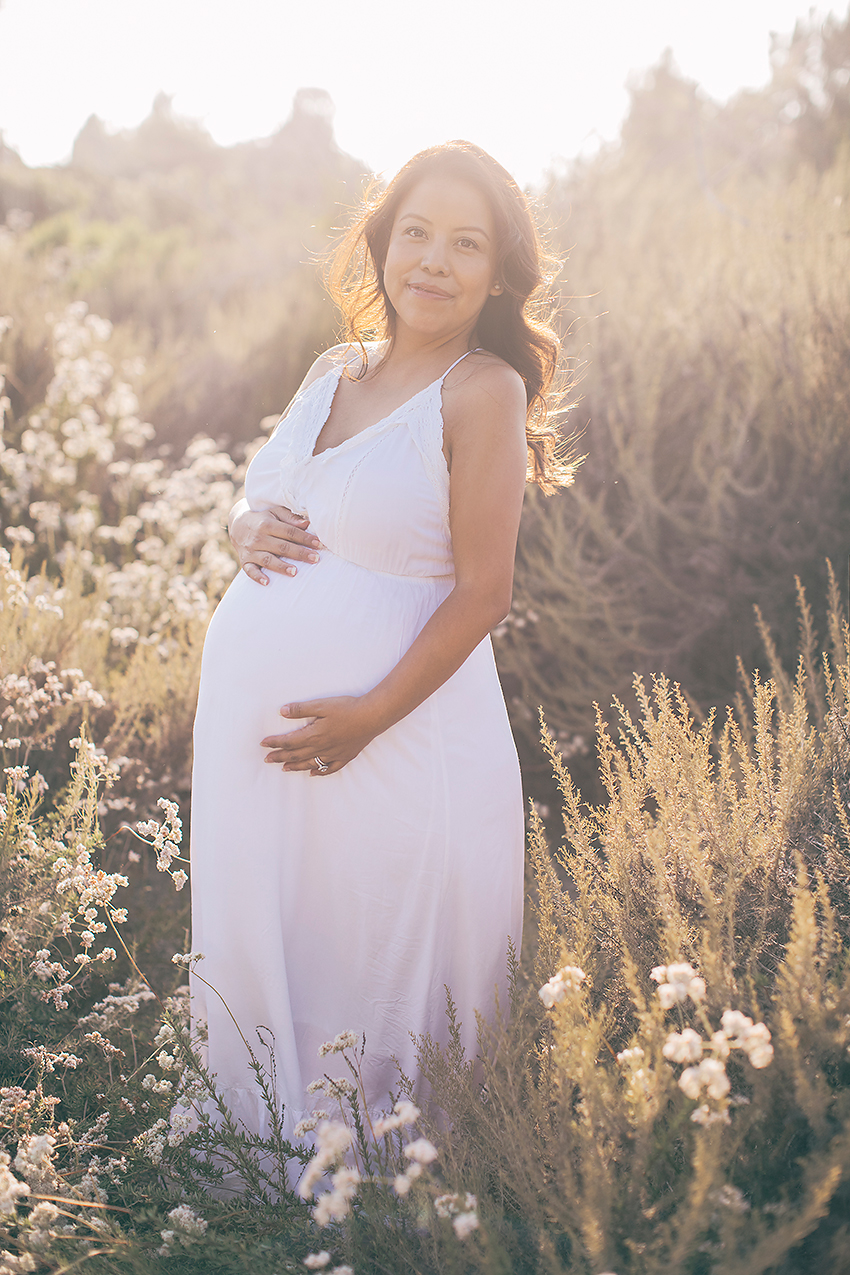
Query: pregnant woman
xmin=190 ymin=140 xmax=573 ymax=1139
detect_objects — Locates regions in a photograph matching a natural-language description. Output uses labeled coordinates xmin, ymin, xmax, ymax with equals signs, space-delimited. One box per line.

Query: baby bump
xmin=196 ymin=556 xmax=450 ymax=744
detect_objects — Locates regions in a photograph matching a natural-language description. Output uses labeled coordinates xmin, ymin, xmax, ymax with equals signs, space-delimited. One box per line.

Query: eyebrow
xmin=399 ymin=213 xmax=491 ymax=240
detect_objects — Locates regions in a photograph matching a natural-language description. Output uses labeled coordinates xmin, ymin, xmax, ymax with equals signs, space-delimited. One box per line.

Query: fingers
xmin=238 ymin=544 xmax=321 ymax=583
xmin=279 ymin=702 xmax=322 ymax=720
xmin=263 ymin=744 xmax=337 ymax=770
xmin=246 ymin=535 xmax=321 ymax=564
xmin=253 ymin=515 xmax=323 ymax=554
xmin=265 ymin=751 xmax=340 ymax=774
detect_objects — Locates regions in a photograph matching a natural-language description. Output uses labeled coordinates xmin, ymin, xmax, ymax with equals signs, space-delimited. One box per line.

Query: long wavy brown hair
xmin=324 ymin=141 xmax=576 ymax=492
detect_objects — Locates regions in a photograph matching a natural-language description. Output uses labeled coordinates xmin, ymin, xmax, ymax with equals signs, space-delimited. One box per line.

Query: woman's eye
xmin=457 ymin=237 xmax=479 ymax=251
xmin=405 ymin=226 xmax=426 ymax=239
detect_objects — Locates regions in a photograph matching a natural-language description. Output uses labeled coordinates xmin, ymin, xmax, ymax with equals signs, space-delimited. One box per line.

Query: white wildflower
xmin=318 ymin=1030 xmax=358 ymax=1057
xmin=166 ymin=1203 xmax=207 ymax=1240
xmin=403 ymin=1137 xmax=438 ymax=1165
xmin=28 ymin=502 xmax=61 ymax=531
xmin=651 ymin=962 xmax=706 ymax=1008
xmin=453 ymin=1208 xmax=480 ymax=1240
xmin=310 ymin=1162 xmax=360 ymax=1222
xmin=691 ymin=1104 xmax=731 ymax=1126
xmin=538 ymin=964 xmax=586 ymax=1008
xmin=700 ymin=1057 xmax=731 ymax=1100
xmin=435 ymin=1191 xmax=476 ymax=1218
xmin=325 ymin=1076 xmax=356 ymax=1102
xmin=13 ymin=1133 xmax=57 ymax=1191
xmin=312 ymin=1189 xmax=349 ymax=1226
xmin=616 ymin=1046 xmax=645 ymax=1065
xmin=5 ymin=526 xmax=35 ymax=545
xmin=679 ymin=1057 xmax=730 ymax=1103
xmin=0 ymin=1152 xmax=30 ymax=1214
xmin=303 ymin=1255 xmax=330 ymax=1270
xmin=663 ymin=1029 xmax=703 ymax=1064
xmin=167 ymin=1108 xmax=194 ymax=1147
xmin=28 ymin=1201 xmax=59 ymax=1227
xmin=297 ymin=1120 xmax=352 ymax=1200
xmin=133 ymin=1118 xmax=167 ymax=1165
xmin=720 ymin=1010 xmax=752 ymax=1042
xmin=721 ymin=1010 xmax=774 ymax=1068
xmin=744 ymin=1025 xmax=774 ymax=1069
xmin=373 ymin=1097 xmax=421 ymax=1136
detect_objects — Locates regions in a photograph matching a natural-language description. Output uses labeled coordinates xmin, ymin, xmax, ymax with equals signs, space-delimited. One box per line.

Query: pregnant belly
xmin=195 ymin=554 xmax=452 ymax=746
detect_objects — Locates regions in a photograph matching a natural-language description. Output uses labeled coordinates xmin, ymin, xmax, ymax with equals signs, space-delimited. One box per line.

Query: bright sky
xmin=0 ymin=0 xmax=846 ymax=187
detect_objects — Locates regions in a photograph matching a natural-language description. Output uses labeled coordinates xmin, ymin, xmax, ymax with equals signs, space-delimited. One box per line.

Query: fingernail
xmin=260 ymin=577 xmax=268 ymax=585
xmin=308 ymin=553 xmax=319 ymax=563
xmin=286 ymin=566 xmax=296 ymax=576
xmin=280 ymin=706 xmax=290 ymax=716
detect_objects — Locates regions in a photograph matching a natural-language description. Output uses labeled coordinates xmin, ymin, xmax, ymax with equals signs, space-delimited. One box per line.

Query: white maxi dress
xmin=190 ymin=351 xmax=524 ymax=1139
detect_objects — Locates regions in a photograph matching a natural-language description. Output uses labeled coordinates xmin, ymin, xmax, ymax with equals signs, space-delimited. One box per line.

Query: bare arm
xmin=261 ymin=361 xmax=528 ymax=772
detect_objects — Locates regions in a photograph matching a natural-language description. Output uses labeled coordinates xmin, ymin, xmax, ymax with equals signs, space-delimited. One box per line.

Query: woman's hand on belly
xmin=261 ymin=696 xmax=380 ymax=775
xmin=228 ymin=500 xmax=323 ymax=585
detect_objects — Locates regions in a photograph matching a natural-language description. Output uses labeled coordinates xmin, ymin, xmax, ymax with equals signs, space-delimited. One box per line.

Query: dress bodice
xmin=244 ymin=361 xmax=458 ymax=580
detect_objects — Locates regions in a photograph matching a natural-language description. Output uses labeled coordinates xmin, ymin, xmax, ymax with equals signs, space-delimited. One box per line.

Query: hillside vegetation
xmin=1 ymin=9 xmax=850 ymax=1273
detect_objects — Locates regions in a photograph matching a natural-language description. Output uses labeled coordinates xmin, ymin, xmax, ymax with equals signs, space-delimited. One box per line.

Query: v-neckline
xmin=310 ymin=363 xmax=443 ymax=460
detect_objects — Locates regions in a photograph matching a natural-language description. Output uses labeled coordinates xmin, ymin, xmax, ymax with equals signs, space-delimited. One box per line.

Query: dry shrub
xmin=419 ymin=578 xmax=850 ymax=1274
xmin=498 ymin=122 xmax=850 ymax=794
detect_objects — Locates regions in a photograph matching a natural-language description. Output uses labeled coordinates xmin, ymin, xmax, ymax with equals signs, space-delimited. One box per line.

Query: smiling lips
xmin=408 ymin=281 xmax=453 ymax=300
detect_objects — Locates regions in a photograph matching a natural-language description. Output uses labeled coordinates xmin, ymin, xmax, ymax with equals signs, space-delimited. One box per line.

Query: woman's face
xmin=382 ymin=174 xmax=500 ymax=342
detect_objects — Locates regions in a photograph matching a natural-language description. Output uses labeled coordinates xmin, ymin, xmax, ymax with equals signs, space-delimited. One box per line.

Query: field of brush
xmin=1 ymin=21 xmax=850 ymax=1272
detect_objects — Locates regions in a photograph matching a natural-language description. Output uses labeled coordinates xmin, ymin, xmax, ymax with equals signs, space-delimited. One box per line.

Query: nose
xmin=420 ymin=236 xmax=450 ymax=275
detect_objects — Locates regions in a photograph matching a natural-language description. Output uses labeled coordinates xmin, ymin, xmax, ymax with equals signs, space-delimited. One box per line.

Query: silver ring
xmin=313 ymin=756 xmax=329 ymax=773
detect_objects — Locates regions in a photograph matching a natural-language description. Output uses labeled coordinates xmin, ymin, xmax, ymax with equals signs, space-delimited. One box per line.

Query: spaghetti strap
xmin=439 ymin=347 xmax=484 ymax=382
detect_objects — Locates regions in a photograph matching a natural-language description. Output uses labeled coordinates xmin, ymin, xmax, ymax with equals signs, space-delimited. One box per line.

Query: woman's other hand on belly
xmin=261 ymin=696 xmax=383 ymax=775
xmin=228 ymin=499 xmax=324 ymax=584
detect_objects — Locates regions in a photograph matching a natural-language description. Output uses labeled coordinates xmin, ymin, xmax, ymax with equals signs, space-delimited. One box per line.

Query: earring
xmin=493 ymin=281 xmax=502 ymax=292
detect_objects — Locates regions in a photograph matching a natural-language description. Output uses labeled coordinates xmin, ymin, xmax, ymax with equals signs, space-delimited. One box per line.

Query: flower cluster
xmin=134 ymin=797 xmax=187 ymax=890
xmin=393 ymin=1136 xmax=438 ymax=1197
xmin=720 ymin=1010 xmax=774 ymax=1069
xmin=157 ymin=1204 xmax=208 ymax=1256
xmin=12 ymin=1134 xmax=58 ymax=1194
xmin=297 ymin=1120 xmax=353 ymax=1203
xmin=538 ymin=963 xmax=587 ymax=1008
xmin=650 ymin=963 xmax=774 ymax=1125
xmin=0 ymin=659 xmax=106 ymax=759
xmin=650 ymin=962 xmax=706 ymax=1007
xmin=372 ymin=1098 xmax=421 ymax=1138
xmin=318 ymin=1030 xmax=359 ymax=1057
xmin=435 ymin=1192 xmax=480 ymax=1239
xmin=1 ymin=303 xmax=255 ymax=662
xmin=302 ymin=1254 xmax=353 ymax=1275
xmin=0 ymin=1154 xmax=29 ymax=1215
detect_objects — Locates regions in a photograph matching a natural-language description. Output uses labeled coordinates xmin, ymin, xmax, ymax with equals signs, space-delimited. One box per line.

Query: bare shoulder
xmin=301 ymin=342 xmax=364 ymax=389
xmin=442 ymin=352 xmax=527 ymax=441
